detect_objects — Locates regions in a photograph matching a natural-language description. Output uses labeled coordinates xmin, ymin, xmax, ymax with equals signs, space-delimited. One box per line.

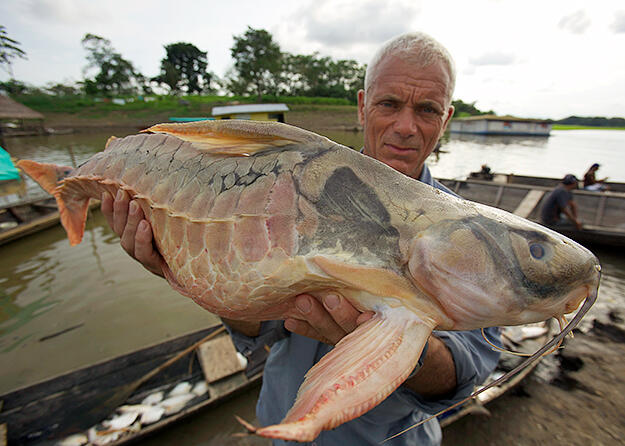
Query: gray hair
xmin=364 ymin=32 xmax=456 ymax=104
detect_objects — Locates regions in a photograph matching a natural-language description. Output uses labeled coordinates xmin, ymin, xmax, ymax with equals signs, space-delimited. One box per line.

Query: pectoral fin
xmin=255 ymin=306 xmax=434 ymax=442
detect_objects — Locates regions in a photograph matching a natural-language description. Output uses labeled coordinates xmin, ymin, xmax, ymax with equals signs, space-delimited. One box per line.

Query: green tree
xmin=0 ymin=26 xmax=27 ymax=79
xmin=452 ymin=99 xmax=494 ymax=117
xmin=155 ymin=42 xmax=214 ymax=94
xmin=281 ymin=52 xmax=365 ymax=102
xmin=81 ymin=33 xmax=142 ymax=96
xmin=229 ymin=27 xmax=282 ymax=100
xmin=45 ymin=82 xmax=80 ymax=96
xmin=0 ymin=79 xmax=30 ymax=95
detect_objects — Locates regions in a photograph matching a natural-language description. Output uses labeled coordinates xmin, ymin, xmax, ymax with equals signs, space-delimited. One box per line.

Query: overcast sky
xmin=1 ymin=0 xmax=624 ymax=119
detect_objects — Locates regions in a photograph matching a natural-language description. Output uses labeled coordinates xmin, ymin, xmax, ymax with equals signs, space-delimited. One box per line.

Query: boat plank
xmin=593 ymin=195 xmax=607 ymax=226
xmin=513 ymin=190 xmax=545 ymax=218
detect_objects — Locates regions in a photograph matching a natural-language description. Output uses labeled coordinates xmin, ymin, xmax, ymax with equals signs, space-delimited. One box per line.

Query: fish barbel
xmin=18 ymin=120 xmax=601 ymax=442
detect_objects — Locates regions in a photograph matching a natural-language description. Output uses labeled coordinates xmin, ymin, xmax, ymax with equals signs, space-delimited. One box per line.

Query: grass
xmin=552 ymin=124 xmax=625 ymax=131
xmin=13 ymin=93 xmax=353 ymax=117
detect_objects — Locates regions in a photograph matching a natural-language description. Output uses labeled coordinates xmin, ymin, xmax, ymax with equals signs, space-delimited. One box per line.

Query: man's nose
xmin=393 ymin=107 xmax=417 ymax=137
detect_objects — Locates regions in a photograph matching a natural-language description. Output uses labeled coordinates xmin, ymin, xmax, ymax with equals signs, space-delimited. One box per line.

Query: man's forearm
xmin=403 ymin=335 xmax=457 ymax=398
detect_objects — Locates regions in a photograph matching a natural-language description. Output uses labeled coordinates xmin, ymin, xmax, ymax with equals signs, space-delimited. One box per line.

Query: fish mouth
xmin=565 ymin=264 xmax=601 ymax=314
xmin=565 ymin=286 xmax=591 ymax=314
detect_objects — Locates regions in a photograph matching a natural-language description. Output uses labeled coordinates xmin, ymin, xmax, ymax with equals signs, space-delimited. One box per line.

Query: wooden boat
xmin=468 ymin=171 xmax=625 ymax=193
xmin=0 ymin=197 xmax=101 ymax=246
xmin=0 ymin=325 xmax=267 ymax=445
xmin=0 ymin=195 xmax=100 ymax=246
xmin=438 ymin=177 xmax=625 ymax=248
xmin=440 ymin=322 xmax=553 ymax=427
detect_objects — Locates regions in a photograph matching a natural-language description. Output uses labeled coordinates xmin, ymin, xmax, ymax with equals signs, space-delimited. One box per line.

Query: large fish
xmin=18 ymin=120 xmax=600 ymax=442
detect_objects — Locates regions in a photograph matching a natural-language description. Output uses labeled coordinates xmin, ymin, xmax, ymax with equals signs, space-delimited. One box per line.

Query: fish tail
xmin=254 ymin=307 xmax=433 ymax=442
xmin=17 ymin=160 xmax=89 ymax=246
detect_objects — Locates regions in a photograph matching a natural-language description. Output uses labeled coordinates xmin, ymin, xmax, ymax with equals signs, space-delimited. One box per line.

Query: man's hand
xmin=284 ymin=293 xmax=373 ymax=345
xmin=284 ymin=292 xmax=457 ymax=397
xmin=101 ymin=190 xmax=164 ymax=277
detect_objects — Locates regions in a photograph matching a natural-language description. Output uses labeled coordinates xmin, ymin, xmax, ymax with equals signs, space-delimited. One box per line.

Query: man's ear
xmin=439 ymin=104 xmax=454 ymax=138
xmin=443 ymin=105 xmax=455 ymax=131
xmin=357 ymin=89 xmax=366 ymax=126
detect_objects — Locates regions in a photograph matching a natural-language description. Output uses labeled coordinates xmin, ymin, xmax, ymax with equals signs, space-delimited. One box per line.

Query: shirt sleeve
xmin=396 ymin=327 xmax=502 ymax=414
xmin=223 ymin=319 xmax=289 ymax=357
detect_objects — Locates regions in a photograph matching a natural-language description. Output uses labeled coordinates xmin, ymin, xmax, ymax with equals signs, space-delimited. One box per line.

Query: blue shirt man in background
xmin=101 ymin=31 xmax=501 ymax=446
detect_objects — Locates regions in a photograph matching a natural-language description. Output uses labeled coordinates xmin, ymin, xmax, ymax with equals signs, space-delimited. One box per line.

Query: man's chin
xmin=382 ymin=158 xmax=419 ymax=179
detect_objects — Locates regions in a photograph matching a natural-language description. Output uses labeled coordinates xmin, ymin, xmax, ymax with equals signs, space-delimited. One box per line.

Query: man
xmin=102 ymin=32 xmax=500 ymax=445
xmin=540 ymin=174 xmax=583 ymax=230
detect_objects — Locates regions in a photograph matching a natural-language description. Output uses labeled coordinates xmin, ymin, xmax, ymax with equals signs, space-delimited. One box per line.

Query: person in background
xmin=100 ymin=32 xmax=501 ymax=446
xmin=540 ymin=174 xmax=583 ymax=230
xmin=583 ymin=163 xmax=609 ymax=191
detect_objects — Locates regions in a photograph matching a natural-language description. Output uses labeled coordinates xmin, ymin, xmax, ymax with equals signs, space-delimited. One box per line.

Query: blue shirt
xmin=227 ymin=164 xmax=501 ymax=446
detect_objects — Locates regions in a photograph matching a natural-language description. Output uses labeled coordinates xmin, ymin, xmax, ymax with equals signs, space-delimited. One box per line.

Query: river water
xmin=1 ymin=128 xmax=624 ymax=432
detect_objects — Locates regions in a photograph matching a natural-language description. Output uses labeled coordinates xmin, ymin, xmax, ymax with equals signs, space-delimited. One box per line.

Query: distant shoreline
xmin=21 ymin=106 xmax=625 ymax=134
xmin=552 ymin=124 xmax=625 ymax=131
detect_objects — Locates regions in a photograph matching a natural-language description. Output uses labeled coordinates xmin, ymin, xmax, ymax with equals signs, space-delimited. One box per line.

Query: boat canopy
xmin=0 ymin=147 xmax=20 ymax=181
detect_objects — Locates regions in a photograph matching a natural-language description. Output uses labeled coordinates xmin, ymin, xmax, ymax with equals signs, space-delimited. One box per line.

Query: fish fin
xmin=105 ymin=136 xmax=118 ymax=150
xmin=256 ymin=306 xmax=433 ymax=442
xmin=16 ymin=159 xmax=73 ymax=194
xmin=57 ymin=194 xmax=91 ymax=246
xmin=142 ymin=120 xmax=332 ymax=156
xmin=17 ymin=160 xmax=89 ymax=246
xmin=312 ymin=256 xmax=447 ymax=326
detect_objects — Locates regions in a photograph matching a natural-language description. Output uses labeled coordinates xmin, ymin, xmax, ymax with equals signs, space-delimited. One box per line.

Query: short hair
xmin=364 ymin=32 xmax=456 ymax=104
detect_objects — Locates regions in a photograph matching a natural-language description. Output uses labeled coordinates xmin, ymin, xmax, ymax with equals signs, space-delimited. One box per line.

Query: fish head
xmin=407 ymin=204 xmax=601 ymax=330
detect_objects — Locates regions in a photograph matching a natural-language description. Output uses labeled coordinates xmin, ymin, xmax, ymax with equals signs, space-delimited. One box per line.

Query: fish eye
xmin=529 ymin=243 xmax=545 ymax=259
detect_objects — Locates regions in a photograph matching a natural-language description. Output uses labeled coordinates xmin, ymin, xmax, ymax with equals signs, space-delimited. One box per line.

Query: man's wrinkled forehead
xmin=365 ymin=56 xmax=454 ymax=105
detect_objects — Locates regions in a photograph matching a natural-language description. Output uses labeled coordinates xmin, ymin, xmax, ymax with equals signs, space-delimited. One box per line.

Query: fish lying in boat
xmin=18 ymin=120 xmax=601 ymax=442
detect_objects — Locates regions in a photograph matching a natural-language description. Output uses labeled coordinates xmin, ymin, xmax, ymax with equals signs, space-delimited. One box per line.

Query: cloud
xmin=469 ymin=51 xmax=515 ymax=66
xmin=611 ymin=11 xmax=625 ymax=33
xmin=20 ymin=0 xmax=112 ymax=25
xmin=558 ymin=10 xmax=591 ymax=34
xmin=294 ymin=0 xmax=421 ymax=48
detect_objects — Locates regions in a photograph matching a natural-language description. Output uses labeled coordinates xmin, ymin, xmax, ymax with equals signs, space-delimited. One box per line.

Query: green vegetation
xmin=155 ymin=42 xmax=216 ymax=94
xmin=452 ymin=99 xmax=494 ymax=117
xmin=0 ymin=25 xmax=26 ymax=78
xmin=2 ymin=26 xmax=366 ymax=106
xmin=552 ymin=124 xmax=625 ymax=131
xmin=553 ymin=116 xmax=625 ymax=128
xmin=10 ymin=92 xmax=352 ymax=119
xmin=81 ymin=34 xmax=144 ymax=96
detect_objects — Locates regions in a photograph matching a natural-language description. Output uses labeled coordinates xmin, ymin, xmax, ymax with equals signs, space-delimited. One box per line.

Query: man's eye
xmin=380 ymin=101 xmax=397 ymax=108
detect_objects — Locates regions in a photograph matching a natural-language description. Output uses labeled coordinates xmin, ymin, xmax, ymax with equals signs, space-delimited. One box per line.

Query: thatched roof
xmin=0 ymin=95 xmax=44 ymax=120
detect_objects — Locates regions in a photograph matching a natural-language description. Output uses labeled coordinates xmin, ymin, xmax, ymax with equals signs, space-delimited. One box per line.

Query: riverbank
xmin=442 ymin=320 xmax=625 ymax=445
xmin=32 ymin=102 xmax=361 ymax=134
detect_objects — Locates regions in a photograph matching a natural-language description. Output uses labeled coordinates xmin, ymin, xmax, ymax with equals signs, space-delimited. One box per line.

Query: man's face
xmin=358 ymin=56 xmax=454 ymax=180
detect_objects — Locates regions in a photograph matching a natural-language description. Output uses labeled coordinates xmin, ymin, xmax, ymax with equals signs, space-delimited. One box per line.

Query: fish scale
xmin=18 ymin=120 xmax=601 ymax=443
